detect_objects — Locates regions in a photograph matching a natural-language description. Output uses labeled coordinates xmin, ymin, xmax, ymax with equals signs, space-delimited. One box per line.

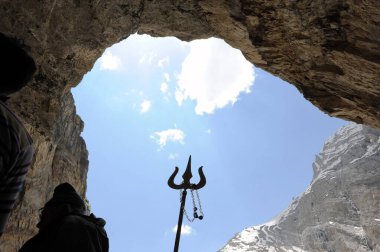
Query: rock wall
xmin=0 ymin=0 xmax=379 ymax=250
xmin=0 ymin=92 xmax=88 ymax=251
xmin=220 ymin=124 xmax=380 ymax=252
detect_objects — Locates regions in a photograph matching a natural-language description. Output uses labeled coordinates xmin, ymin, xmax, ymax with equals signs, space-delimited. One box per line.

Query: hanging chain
xmin=179 ymin=184 xmax=204 ymax=222
xmin=179 ymin=189 xmax=194 ymax=222
xmin=195 ymin=188 xmax=204 ymax=218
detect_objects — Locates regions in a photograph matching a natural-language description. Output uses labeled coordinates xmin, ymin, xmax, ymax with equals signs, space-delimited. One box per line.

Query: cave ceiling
xmin=0 ymin=0 xmax=379 ymax=128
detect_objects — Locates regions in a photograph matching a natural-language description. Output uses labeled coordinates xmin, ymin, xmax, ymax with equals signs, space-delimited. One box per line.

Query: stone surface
xmin=0 ymin=92 xmax=88 ymax=251
xmin=0 ymin=0 xmax=379 ymax=250
xmin=220 ymin=124 xmax=380 ymax=252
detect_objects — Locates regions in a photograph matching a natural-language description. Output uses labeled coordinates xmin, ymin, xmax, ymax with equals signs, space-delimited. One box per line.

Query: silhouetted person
xmin=0 ymin=33 xmax=36 ymax=236
xmin=19 ymin=183 xmax=109 ymax=252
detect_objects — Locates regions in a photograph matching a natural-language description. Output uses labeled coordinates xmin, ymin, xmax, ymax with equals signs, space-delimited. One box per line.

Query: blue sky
xmin=72 ymin=34 xmax=347 ymax=252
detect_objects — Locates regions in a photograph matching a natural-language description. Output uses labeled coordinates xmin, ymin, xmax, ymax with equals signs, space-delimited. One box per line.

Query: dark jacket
xmin=19 ymin=213 xmax=109 ymax=252
xmin=0 ymin=100 xmax=33 ymax=234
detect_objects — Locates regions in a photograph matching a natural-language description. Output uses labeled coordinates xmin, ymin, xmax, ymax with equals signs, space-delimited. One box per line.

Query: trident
xmin=168 ymin=155 xmax=206 ymax=252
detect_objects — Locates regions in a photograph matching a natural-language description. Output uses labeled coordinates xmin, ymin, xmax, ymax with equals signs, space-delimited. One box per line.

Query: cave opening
xmin=71 ymin=34 xmax=347 ymax=251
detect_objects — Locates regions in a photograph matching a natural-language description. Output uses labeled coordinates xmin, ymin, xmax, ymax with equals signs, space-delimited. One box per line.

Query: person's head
xmin=37 ymin=183 xmax=86 ymax=230
xmin=0 ymin=33 xmax=36 ymax=96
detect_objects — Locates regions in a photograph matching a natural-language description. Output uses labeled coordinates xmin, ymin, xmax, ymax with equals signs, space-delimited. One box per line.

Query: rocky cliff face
xmin=0 ymin=92 xmax=88 ymax=251
xmin=220 ymin=124 xmax=380 ymax=252
xmin=0 ymin=0 xmax=379 ymax=250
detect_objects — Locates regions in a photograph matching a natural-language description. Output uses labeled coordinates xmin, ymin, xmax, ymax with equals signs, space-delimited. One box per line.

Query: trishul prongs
xmin=168 ymin=155 xmax=206 ymax=252
xmin=168 ymin=155 xmax=206 ymax=190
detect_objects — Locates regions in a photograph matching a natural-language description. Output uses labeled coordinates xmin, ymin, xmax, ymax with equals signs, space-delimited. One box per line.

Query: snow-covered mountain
xmin=220 ymin=124 xmax=380 ymax=252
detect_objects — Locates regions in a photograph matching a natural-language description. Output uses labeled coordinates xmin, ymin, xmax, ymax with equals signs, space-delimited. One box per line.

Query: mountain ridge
xmin=220 ymin=124 xmax=380 ymax=252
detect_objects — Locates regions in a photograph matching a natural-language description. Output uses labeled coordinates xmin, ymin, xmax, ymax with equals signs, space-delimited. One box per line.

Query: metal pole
xmin=174 ymin=190 xmax=187 ymax=252
xmin=168 ymin=156 xmax=206 ymax=251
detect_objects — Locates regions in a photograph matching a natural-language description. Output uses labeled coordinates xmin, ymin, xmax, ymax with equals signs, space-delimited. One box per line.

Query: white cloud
xmin=176 ymin=38 xmax=255 ymax=115
xmin=158 ymin=56 xmax=170 ymax=68
xmin=139 ymin=52 xmax=157 ymax=65
xmin=168 ymin=153 xmax=179 ymax=160
xmin=150 ymin=129 xmax=185 ymax=148
xmin=175 ymin=89 xmax=185 ymax=106
xmin=206 ymin=129 xmax=211 ymax=134
xmin=172 ymin=225 xmax=194 ymax=236
xmin=160 ymin=82 xmax=169 ymax=93
xmin=100 ymin=51 xmax=122 ymax=70
xmin=164 ymin=73 xmax=171 ymax=82
xmin=140 ymin=100 xmax=151 ymax=113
